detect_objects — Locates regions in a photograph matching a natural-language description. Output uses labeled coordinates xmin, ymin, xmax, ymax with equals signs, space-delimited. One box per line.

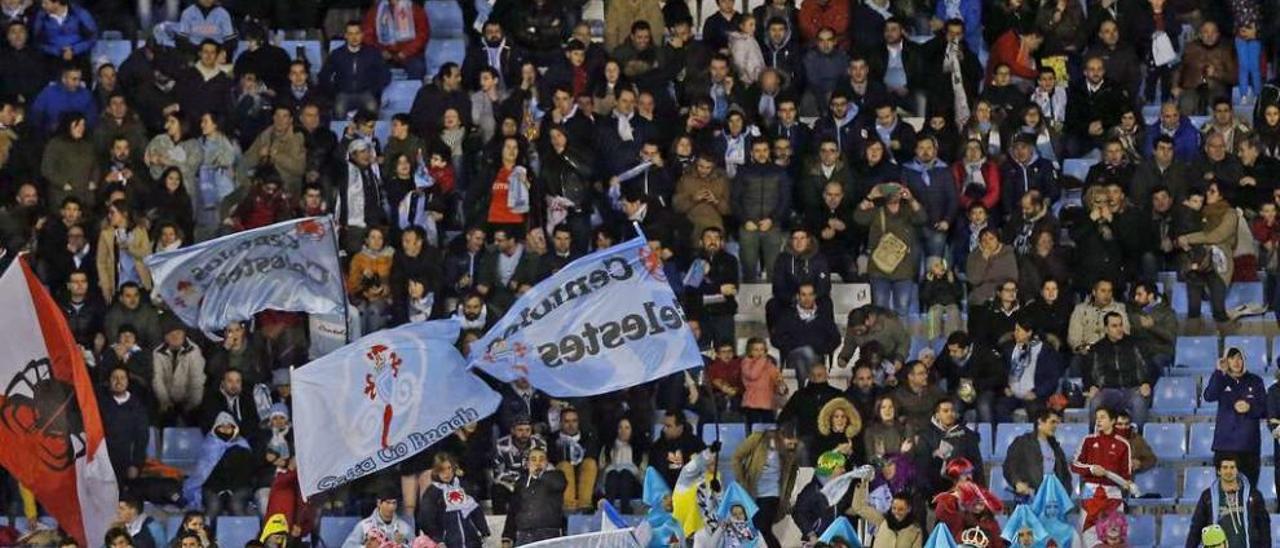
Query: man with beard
xmin=0 ymin=182 xmax=41 ymax=254
xmin=98 ymin=136 xmax=149 ymax=209
xmin=464 ymin=20 xmax=522 ymax=89
xmin=454 ymin=292 xmax=498 ymax=335
xmin=915 ymin=401 xmax=985 ymax=497
xmin=1001 ymin=191 xmax=1057 ymax=257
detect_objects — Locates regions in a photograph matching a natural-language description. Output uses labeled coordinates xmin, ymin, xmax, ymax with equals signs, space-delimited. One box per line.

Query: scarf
xmin=558 ymin=431 xmax=586 ymax=465
xmin=1010 ymin=338 xmax=1041 ymax=387
xmin=908 ymin=159 xmax=937 ymax=186
xmin=398 ymin=189 xmax=437 ymax=241
xmin=758 ymin=93 xmax=776 ymax=122
xmin=964 ymin=160 xmax=986 ymax=189
xmin=614 ymin=109 xmax=635 ymax=142
xmin=725 ymin=132 xmax=747 ymax=176
xmin=434 ymin=476 xmax=479 ymax=515
xmin=1211 ymin=479 xmax=1251 ymax=547
xmin=375 ymin=0 xmax=416 ymax=44
xmin=268 ymin=424 xmax=291 ymax=461
xmin=796 ymin=304 xmax=817 ymax=322
xmin=484 ymin=39 xmax=506 ymax=83
xmin=345 ymin=161 xmax=382 ymax=228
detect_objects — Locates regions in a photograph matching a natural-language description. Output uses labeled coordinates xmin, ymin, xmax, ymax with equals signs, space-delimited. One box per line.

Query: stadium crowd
xmin=5 ymin=0 xmax=1280 ymax=546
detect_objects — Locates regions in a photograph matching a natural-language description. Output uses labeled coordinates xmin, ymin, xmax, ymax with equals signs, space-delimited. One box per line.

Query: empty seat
xmin=831 ymin=283 xmax=871 ymax=321
xmin=1187 ymin=422 xmax=1216 ymax=460
xmin=971 ymin=423 xmax=993 ymax=460
xmin=993 ymin=423 xmax=1032 ymax=461
xmin=1129 ymin=515 xmax=1156 ymax=546
xmin=1152 ymin=376 xmax=1198 ymax=414
xmin=1223 ymin=335 xmax=1268 ymax=372
xmin=147 ymin=427 xmax=159 ymax=459
xmin=380 ymin=80 xmax=421 ymax=116
xmin=702 ymin=423 xmax=747 ymax=457
xmin=282 ymin=40 xmax=325 ymax=75
xmin=1175 ymin=336 xmax=1219 ymax=369
xmin=1131 ymin=467 xmax=1176 ymax=506
xmin=424 ymin=38 xmax=466 ymax=81
xmin=1262 ymin=425 xmax=1275 ymax=460
xmin=320 ymin=516 xmax=361 ymax=547
xmin=1180 ymin=466 xmax=1215 ymax=505
xmin=1055 ymin=423 xmax=1088 ymax=455
xmin=92 ymin=39 xmax=133 ymax=68
xmin=987 ymin=466 xmax=1014 ymax=502
xmin=1061 ymin=158 xmax=1097 ymax=181
xmin=733 ymin=284 xmax=772 ymax=323
xmin=215 ymin=517 xmax=260 ymax=548
xmin=1259 ymin=467 xmax=1277 ymax=504
xmin=1160 ymin=514 xmax=1191 ymax=547
xmin=160 ymin=427 xmax=204 ymax=469
xmin=1225 ymin=283 xmax=1266 ymax=312
xmin=1143 ymin=423 xmax=1187 ymax=461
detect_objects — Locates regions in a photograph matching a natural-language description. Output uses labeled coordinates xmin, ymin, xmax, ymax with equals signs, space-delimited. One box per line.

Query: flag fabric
xmin=468 ymin=236 xmax=702 ymax=397
xmin=818 ymin=517 xmax=862 ymax=546
xmin=924 ymin=523 xmax=959 ymax=548
xmin=0 ymin=258 xmax=117 ymax=546
xmin=145 ymin=216 xmax=345 ymax=337
xmin=293 ymin=319 xmax=501 ymax=498
xmin=600 ymin=500 xmax=629 ymax=531
xmin=642 ymin=466 xmax=671 ymax=509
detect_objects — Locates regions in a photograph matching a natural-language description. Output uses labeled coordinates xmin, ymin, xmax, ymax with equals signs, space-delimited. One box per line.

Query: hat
xmin=347 ymin=138 xmax=373 ymax=156
xmin=944 ymin=457 xmax=975 ymax=482
xmin=271 ymin=368 xmax=291 ymax=387
xmin=1201 ymin=524 xmax=1227 ymax=547
xmin=1011 ymin=133 xmax=1037 ymax=148
xmin=815 ymin=450 xmax=847 ymax=478
xmin=161 ymin=316 xmax=186 ymax=335
xmin=564 ymin=39 xmax=586 ymax=52
xmin=259 ymin=514 xmax=288 ymax=541
xmin=268 ymin=402 xmax=289 ymax=421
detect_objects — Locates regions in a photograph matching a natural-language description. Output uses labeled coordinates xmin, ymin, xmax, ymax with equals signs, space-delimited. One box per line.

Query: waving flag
xmin=819 ymin=517 xmax=862 ymax=546
xmin=145 ymin=217 xmax=345 ymax=337
xmin=468 ymin=237 xmax=702 ymax=397
xmin=0 ymin=258 xmax=117 ymax=546
xmin=293 ymin=319 xmax=501 ymax=498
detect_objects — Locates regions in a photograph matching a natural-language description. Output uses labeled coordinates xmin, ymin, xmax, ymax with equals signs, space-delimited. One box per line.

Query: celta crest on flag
xmin=293 ymin=319 xmax=501 ymax=498
xmin=0 ymin=258 xmax=117 ymax=546
xmin=145 ymin=217 xmax=345 ymax=337
xmin=467 ymin=236 xmax=702 ymax=397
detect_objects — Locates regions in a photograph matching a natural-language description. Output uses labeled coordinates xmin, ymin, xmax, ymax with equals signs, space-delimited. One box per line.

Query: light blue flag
xmin=716 ymin=482 xmax=760 ymax=522
xmin=819 ymin=517 xmax=862 ymax=546
xmin=145 ymin=216 xmax=345 ymax=337
xmin=600 ymin=500 xmax=630 ymax=531
xmin=468 ymin=236 xmax=703 ymax=397
xmin=643 ymin=509 xmax=684 ymax=548
xmin=1001 ymin=505 xmax=1050 ymax=547
xmin=643 ymin=466 xmax=672 ymax=509
xmin=292 ymin=319 xmax=502 ymax=498
xmin=924 ymin=523 xmax=958 ymax=548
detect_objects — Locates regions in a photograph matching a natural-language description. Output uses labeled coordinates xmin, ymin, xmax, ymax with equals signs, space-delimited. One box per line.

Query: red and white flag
xmin=0 ymin=258 xmax=117 ymax=545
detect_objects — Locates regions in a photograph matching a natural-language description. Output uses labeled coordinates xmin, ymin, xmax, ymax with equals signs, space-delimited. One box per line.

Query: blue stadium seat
xmin=1129 ymin=515 xmax=1156 ymax=546
xmin=993 ymin=423 xmax=1032 ymax=461
xmin=1175 ymin=336 xmax=1219 ymax=369
xmin=165 ymin=515 xmax=184 ymax=541
xmin=380 ymin=80 xmax=421 ymax=117
xmin=973 ymin=423 xmax=993 ymax=460
xmin=1223 ymin=335 xmax=1268 ymax=372
xmin=320 ymin=516 xmax=362 ymax=548
xmin=1187 ymin=422 xmax=1216 ymax=460
xmin=161 ymin=427 xmax=204 ymax=470
xmin=1169 ymin=281 xmax=1193 ymax=316
xmin=1055 ymin=423 xmax=1088 ymax=456
xmin=1131 ymin=467 xmax=1176 ymax=506
xmin=908 ymin=336 xmax=934 ymax=361
xmin=1225 ymin=283 xmax=1266 ymax=312
xmin=702 ymin=423 xmax=747 ymax=458
xmin=147 ymin=427 xmax=159 ymax=459
xmin=1259 ymin=467 xmax=1277 ymax=504
xmin=1160 ymin=514 xmax=1191 ymax=547
xmin=987 ymin=466 xmax=1015 ymax=502
xmin=1271 ymin=336 xmax=1280 ymax=371
xmin=424 ymin=38 xmax=466 ymax=81
xmin=215 ymin=516 xmax=260 ymax=547
xmin=1271 ymin=514 xmax=1280 ymax=542
xmin=1152 ymin=376 xmax=1198 ymax=415
xmin=1180 ymin=466 xmax=1215 ymax=505
xmin=1062 ymin=158 xmax=1097 ymax=181
xmin=424 ymin=0 xmax=466 ymax=79
xmin=1262 ymin=425 xmax=1275 ymax=460
xmin=282 ymin=40 xmax=326 ymax=75
xmin=1143 ymin=423 xmax=1187 ymax=461
xmin=92 ymin=39 xmax=133 ymax=68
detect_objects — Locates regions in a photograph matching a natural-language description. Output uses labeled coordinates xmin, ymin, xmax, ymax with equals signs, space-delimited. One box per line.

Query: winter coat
xmin=152 ymin=340 xmax=205 ymax=413
xmin=839 ymin=306 xmax=912 ymax=364
xmin=1145 ymin=118 xmax=1202 ymax=162
xmin=100 ymin=390 xmax=149 ymax=477
xmin=1177 ymin=39 xmax=1238 ymax=90
xmin=902 ymin=160 xmax=958 ymax=226
xmin=1003 ymin=431 xmax=1070 ymax=493
xmin=728 ymin=31 xmax=765 ymax=85
xmin=30 ymin=83 xmax=98 ymax=135
xmin=854 ymin=202 xmax=927 ymax=281
xmin=732 ymin=161 xmax=793 ymax=223
xmin=1186 ymin=478 xmax=1270 ymax=548
xmin=417 ymin=477 xmax=488 ymax=548
xmin=1088 ymin=336 xmax=1149 ymax=390
xmin=318 ymin=45 xmax=391 ymax=96
xmin=740 ymin=356 xmax=782 ymax=411
xmin=32 ymin=4 xmax=96 ymax=59
xmin=798 ymin=0 xmax=851 ymax=47
xmin=1183 ymin=202 xmax=1239 ymax=285
xmin=1063 ymin=79 xmax=1129 ymax=143
xmin=346 ymin=246 xmax=395 ymax=301
xmin=1067 ymin=299 xmax=1129 ymax=352
xmin=999 ymin=156 xmax=1059 ymax=216
xmin=772 ymin=301 xmax=842 ymax=359
xmin=731 ymin=432 xmax=799 ymax=518
xmin=1204 ymin=369 xmax=1268 ymax=452
xmin=95 ymin=226 xmax=153 ymax=301
xmin=1126 ymin=300 xmax=1177 ymax=360
xmin=672 ymin=166 xmax=732 ymax=240
xmin=242 ymin=127 xmax=307 ymax=195
xmin=915 ymin=419 xmax=985 ymax=496
xmin=42 ymin=135 xmax=97 ymax=209
xmin=813 ymin=397 xmax=862 ymax=456
xmin=604 ymin=0 xmax=665 ymax=51
xmin=501 ymin=469 xmax=567 ymax=540
xmin=103 ymin=301 xmax=162 ymax=348
xmin=851 ymin=479 xmax=924 ymax=548
xmin=343 ymin=510 xmax=414 ymax=548
xmin=965 ymin=244 xmax=1018 ymax=305
xmin=999 ymin=337 xmax=1065 ymax=401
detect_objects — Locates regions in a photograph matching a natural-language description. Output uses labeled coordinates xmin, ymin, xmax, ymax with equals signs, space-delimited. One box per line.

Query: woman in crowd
xmin=96 ymin=200 xmax=151 ymax=304
xmin=863 ymin=395 xmax=913 ymax=461
xmin=599 ymin=416 xmax=646 ymax=513
xmin=42 ymin=113 xmax=97 ymax=211
xmin=346 ymin=226 xmax=396 ymax=334
xmin=813 ymin=397 xmax=862 ymax=462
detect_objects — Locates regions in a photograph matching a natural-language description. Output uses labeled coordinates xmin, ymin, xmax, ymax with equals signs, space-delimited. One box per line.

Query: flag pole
xmin=327 ymin=216 xmax=353 ymax=344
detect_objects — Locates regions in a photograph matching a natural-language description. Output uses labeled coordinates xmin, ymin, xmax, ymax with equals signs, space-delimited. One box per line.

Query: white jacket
xmin=151 ymin=340 xmax=206 ymax=412
xmin=342 ymin=510 xmax=414 ymax=548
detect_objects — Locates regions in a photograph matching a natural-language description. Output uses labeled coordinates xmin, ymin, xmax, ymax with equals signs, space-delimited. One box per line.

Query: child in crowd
xmin=739 ymin=338 xmax=786 ymax=431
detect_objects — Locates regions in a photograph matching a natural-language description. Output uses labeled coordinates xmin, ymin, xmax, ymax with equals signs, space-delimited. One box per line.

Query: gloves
xmin=709 ymin=440 xmax=722 ymax=455
xmin=710 ymin=479 xmax=722 ymax=492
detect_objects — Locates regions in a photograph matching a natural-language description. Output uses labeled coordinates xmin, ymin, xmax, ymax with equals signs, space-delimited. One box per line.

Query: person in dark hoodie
xmin=760 ymin=17 xmax=799 ymax=85
xmin=1204 ymin=347 xmax=1268 ymax=487
xmin=1187 ymin=455 xmax=1271 ymax=548
xmin=1003 ymin=408 xmax=1070 ymax=501
xmin=418 ymin=453 xmax=489 ymax=548
xmin=648 ymin=410 xmax=706 ymax=488
xmin=184 ymin=412 xmax=255 ymax=518
xmin=766 ymin=227 xmax=830 ymax=328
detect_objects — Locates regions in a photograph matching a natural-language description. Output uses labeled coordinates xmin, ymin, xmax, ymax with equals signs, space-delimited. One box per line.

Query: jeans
xmin=995 ymin=394 xmax=1046 ymax=423
xmin=391 ymin=54 xmax=427 ymax=80
xmin=1088 ymin=387 xmax=1149 ymax=428
xmin=203 ymin=487 xmax=252 ymax=518
xmin=1144 ymin=62 xmax=1175 ymax=104
xmin=755 ymin=496 xmax=782 ymax=548
xmin=1237 ymin=37 xmax=1263 ymax=98
xmin=871 ymin=277 xmax=915 ymax=317
xmin=1186 ymin=274 xmax=1228 ymax=322
xmin=785 ymin=346 xmax=820 ymax=383
xmin=603 ymin=470 xmax=640 ymax=511
xmin=957 ymin=391 xmax=997 ymax=426
xmin=1178 ymin=82 xmax=1230 ymax=115
xmin=921 ymin=227 xmax=949 ymax=261
xmin=739 ymin=227 xmax=784 ymax=282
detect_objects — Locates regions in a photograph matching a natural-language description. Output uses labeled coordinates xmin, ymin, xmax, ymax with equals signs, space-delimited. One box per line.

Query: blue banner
xmin=468 ymin=237 xmax=702 ymax=397
xmin=144 ymin=217 xmax=345 ymax=337
xmin=292 ymin=319 xmax=501 ymax=498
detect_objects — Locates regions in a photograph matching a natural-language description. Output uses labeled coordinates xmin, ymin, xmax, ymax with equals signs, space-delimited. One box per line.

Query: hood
xmin=1030 ymin=473 xmax=1074 ymax=518
xmin=1001 ymin=505 xmax=1049 ymax=545
xmin=817 ymin=397 xmax=862 ymax=438
xmin=716 ymin=481 xmax=760 ymax=522
xmin=211 ymin=411 xmax=240 ymax=438
xmin=924 ymin=522 xmax=959 ymax=548
xmin=260 ymin=513 xmax=288 ymax=541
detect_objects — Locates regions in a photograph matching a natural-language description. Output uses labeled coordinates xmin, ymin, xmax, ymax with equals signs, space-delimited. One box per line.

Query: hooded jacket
xmin=417 ymin=475 xmax=488 ymax=548
xmin=811 ymin=397 xmax=862 ymax=459
xmin=1204 ymin=361 xmax=1268 ymax=453
xmin=1187 ymin=476 xmax=1270 ymax=548
xmin=152 ymin=338 xmax=206 ymax=413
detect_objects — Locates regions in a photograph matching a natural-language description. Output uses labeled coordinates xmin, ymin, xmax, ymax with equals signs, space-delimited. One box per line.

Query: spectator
xmin=41 ymin=112 xmax=96 ymax=210
xmin=839 ymin=304 xmax=911 ymax=367
xmin=176 ymin=41 xmax=235 ymax=123
xmin=688 ymin=227 xmax=738 ymax=347
xmin=800 ymin=30 xmax=848 ymax=116
xmin=113 ymin=494 xmax=162 ymax=548
xmin=242 ymin=106 xmax=305 ymax=196
xmin=1186 ymin=455 xmax=1270 ymax=548
xmin=791 ymin=450 xmax=851 ymax=543
xmin=30 ymin=64 xmax=96 ymax=136
xmin=492 ymin=416 xmax=547 ymax=513
xmin=855 ymin=181 xmax=926 ymax=317
xmin=1070 ymin=407 xmax=1136 ymax=508
xmin=998 ymin=316 xmax=1064 ymax=421
xmin=739 ymin=337 xmax=786 ymax=430
xmin=915 ymin=399 xmax=985 ymax=497
xmin=732 ymin=138 xmax=791 ymax=282
xmin=58 ymin=268 xmax=105 ymax=350
xmin=186 ymin=411 xmax=255 ymax=518
xmin=1202 ymin=97 xmax=1253 ymax=154
xmin=346 ymin=226 xmax=395 ymax=334
xmin=1146 ymin=103 xmax=1202 ymax=165
xmin=727 ymin=15 xmax=764 ymax=86
xmin=598 ymin=416 xmax=644 ymax=512
xmin=1204 ymin=347 xmax=1268 ymax=486
xmin=939 ymin=330 xmax=1006 ymax=426
xmin=99 ymin=364 xmax=148 ymax=484
xmin=1178 ymin=181 xmax=1237 ymax=323
xmin=503 ymin=0 xmax=568 ymax=68
xmin=731 ymin=425 xmax=801 ymax=548
xmin=1063 ymin=56 xmax=1128 ymax=157
xmin=985 ymin=28 xmax=1041 ymax=87
xmin=1004 ymin=408 xmax=1070 ymax=499
xmin=475 ymin=226 xmax=539 ymax=313
xmin=361 ymin=0 xmax=429 ymax=80
xmin=999 ymin=135 xmax=1060 ymax=218
xmin=200 ymin=367 xmax=259 ymax=439
xmin=152 ymin=320 xmax=205 ymax=425
xmin=1085 ymin=310 xmax=1151 ymax=427
xmin=1126 ymin=281 xmax=1176 ymax=376
xmin=648 ymin=410 xmax=706 ymax=489
xmin=771 ymin=283 xmax=841 ymax=380
xmin=863 ymin=394 xmax=912 ymax=461
xmin=1134 ymin=136 xmax=1192 ymax=209
xmin=1175 ymin=20 xmax=1236 ymax=115
xmin=811 ymin=397 xmax=860 ymax=462
xmin=318 ymin=21 xmax=391 ymax=118
xmin=167 ymin=512 xmax=214 ymax=548
xmin=1114 ymin=410 xmax=1157 ymax=475
xmin=933 ymin=457 xmax=1002 ymax=544
xmin=965 ymin=227 xmax=1018 ymax=305
xmin=417 ymin=453 xmax=488 ymax=547
xmin=0 ymin=21 xmax=47 ymax=104
xmin=501 ymin=448 xmax=567 ymax=545
xmin=177 ymin=0 xmax=235 ymax=51
xmin=798 ymin=0 xmax=850 ymax=49
xmin=777 ymin=360 xmax=841 ymax=447
xmin=550 ymin=407 xmax=598 ymax=513
xmin=344 ymin=490 xmax=413 ymax=547
xmin=32 ymin=0 xmax=95 ymax=74
xmin=102 ymin=282 xmax=159 ymax=347
xmin=850 ymin=478 xmax=923 ymax=547
xmin=953 ymin=139 xmax=1002 ymax=213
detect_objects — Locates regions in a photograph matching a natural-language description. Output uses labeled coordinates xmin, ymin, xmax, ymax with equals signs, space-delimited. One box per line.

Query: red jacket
xmin=362 ymin=3 xmax=430 ymax=59
xmin=952 ymin=160 xmax=1002 ymax=211
xmin=1070 ymin=431 xmax=1132 ymax=489
xmin=986 ymin=31 xmax=1038 ymax=83
xmin=798 ymin=0 xmax=851 ymax=48
xmin=933 ymin=491 xmax=1005 ymax=548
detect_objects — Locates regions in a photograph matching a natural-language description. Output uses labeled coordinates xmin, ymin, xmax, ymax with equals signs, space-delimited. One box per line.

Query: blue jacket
xmin=32 ymin=4 xmax=96 ymax=58
xmin=801 ymin=48 xmax=849 ymax=101
xmin=903 ymin=160 xmax=958 ymax=226
xmin=318 ymin=45 xmax=391 ymax=96
xmin=999 ymin=156 xmax=1059 ymax=215
xmin=1204 ymin=369 xmax=1267 ymax=452
xmin=1144 ymin=118 xmax=1201 ymax=162
xmin=29 ymin=82 xmax=97 ymax=134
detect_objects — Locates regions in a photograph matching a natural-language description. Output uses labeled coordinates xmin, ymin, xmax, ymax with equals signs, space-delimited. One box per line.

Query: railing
xmin=522 ymin=528 xmax=642 ymax=548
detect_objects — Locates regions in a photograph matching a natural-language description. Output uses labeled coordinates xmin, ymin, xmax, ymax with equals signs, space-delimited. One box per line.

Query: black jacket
xmin=1003 ymin=432 xmax=1070 ymax=493
xmin=503 ymin=469 xmax=567 ymax=539
xmin=409 ymin=85 xmax=473 ymax=137
xmin=777 ymin=382 xmax=843 ymax=441
xmin=771 ymin=301 xmax=842 ymax=359
xmin=100 ymin=390 xmax=149 ymax=478
xmin=1187 ymin=480 xmax=1271 ymax=548
xmin=1063 ymin=78 xmax=1129 ymax=143
xmin=418 ymin=477 xmax=489 ymax=547
xmin=1088 ymin=336 xmax=1149 ymax=390
xmin=915 ymin=420 xmax=985 ymax=496
xmin=936 ymin=343 xmax=1007 ymax=394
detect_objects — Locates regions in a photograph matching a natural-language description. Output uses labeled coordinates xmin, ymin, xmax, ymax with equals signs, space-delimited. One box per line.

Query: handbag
xmin=871 ymin=209 xmax=909 ymax=273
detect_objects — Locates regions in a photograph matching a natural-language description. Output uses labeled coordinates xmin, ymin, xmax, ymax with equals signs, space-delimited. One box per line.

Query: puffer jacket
xmin=1088 ymin=336 xmax=1148 ymax=390
xmin=152 ymin=340 xmax=206 ymax=413
xmin=732 ymin=160 xmax=793 ymax=223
